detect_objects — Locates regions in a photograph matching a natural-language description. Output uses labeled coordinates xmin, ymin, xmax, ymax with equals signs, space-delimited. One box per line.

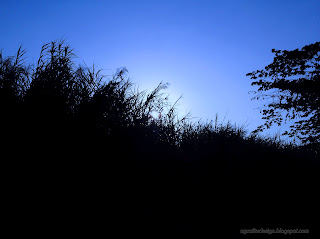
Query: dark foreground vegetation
xmin=1 ymin=41 xmax=319 ymax=237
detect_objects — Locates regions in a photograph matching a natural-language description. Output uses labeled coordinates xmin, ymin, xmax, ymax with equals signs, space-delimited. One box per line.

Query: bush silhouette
xmin=1 ymin=40 xmax=319 ymax=236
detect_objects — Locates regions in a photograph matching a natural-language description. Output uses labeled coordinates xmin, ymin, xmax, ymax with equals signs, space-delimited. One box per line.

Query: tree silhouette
xmin=247 ymin=42 xmax=320 ymax=148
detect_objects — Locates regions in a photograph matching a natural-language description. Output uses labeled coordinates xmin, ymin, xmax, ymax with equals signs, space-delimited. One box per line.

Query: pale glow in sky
xmin=1 ymin=0 xmax=319 ymax=138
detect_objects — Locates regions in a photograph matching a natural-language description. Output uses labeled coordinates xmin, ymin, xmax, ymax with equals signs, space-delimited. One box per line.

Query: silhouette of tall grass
xmin=1 ymin=40 xmax=318 ymax=158
xmin=1 ymin=40 xmax=319 ymax=236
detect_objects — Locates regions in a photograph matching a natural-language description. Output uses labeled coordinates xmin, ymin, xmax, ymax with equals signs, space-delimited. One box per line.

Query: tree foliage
xmin=247 ymin=41 xmax=320 ymax=147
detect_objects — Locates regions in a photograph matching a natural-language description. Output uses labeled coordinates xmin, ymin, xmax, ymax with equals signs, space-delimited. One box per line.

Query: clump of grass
xmin=0 ymin=40 xmax=317 ymax=162
xmin=1 ymin=40 xmax=318 ymax=237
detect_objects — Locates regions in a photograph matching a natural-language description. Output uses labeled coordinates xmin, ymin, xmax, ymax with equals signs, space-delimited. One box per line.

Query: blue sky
xmin=1 ymin=0 xmax=319 ymax=137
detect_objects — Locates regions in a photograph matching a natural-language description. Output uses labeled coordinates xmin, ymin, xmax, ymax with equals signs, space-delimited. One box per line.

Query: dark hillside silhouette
xmin=1 ymin=41 xmax=319 ymax=237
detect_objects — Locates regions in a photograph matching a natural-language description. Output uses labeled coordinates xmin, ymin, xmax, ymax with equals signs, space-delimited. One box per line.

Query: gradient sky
xmin=1 ymin=0 xmax=320 ymax=137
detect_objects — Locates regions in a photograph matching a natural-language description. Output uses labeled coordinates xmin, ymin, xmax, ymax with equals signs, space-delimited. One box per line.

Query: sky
xmin=1 ymin=0 xmax=320 ymax=138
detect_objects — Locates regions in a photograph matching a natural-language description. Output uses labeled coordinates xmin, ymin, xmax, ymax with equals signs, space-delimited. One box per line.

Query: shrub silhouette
xmin=1 ymin=40 xmax=319 ymax=236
